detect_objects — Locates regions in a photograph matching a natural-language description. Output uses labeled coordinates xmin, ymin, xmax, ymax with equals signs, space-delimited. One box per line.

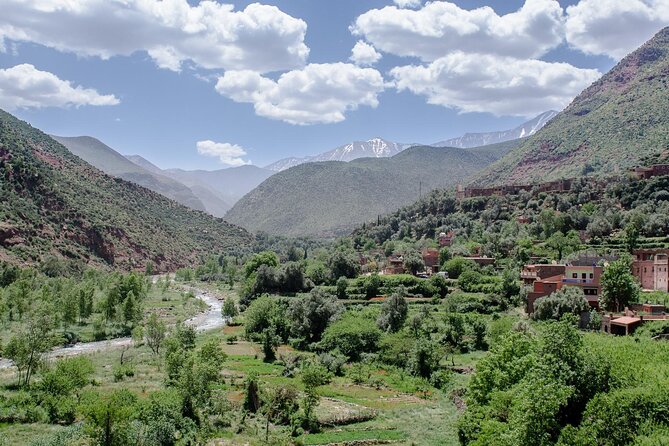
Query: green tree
xmin=624 ymin=221 xmax=640 ymax=253
xmin=600 ymin=257 xmax=640 ymax=312
xmin=244 ymin=251 xmax=280 ymax=279
xmin=363 ymin=273 xmax=382 ymax=298
xmin=222 ymin=298 xmax=238 ymax=319
xmin=403 ymin=250 xmax=425 ymax=275
xmin=81 ymin=389 xmax=138 ymax=446
xmin=377 ymin=288 xmax=408 ymax=332
xmin=532 ymin=287 xmax=589 ymax=321
xmin=336 ymin=277 xmax=348 ymax=299
xmin=287 ymin=288 xmax=344 ymax=347
xmin=444 ymin=257 xmax=477 ymax=279
xmin=78 ymin=285 xmax=94 ymax=323
xmin=5 ymin=310 xmax=54 ymax=386
xmin=145 ymin=313 xmax=166 ymax=356
xmin=327 ymin=250 xmax=360 ymax=280
xmin=320 ymin=314 xmax=381 ymax=361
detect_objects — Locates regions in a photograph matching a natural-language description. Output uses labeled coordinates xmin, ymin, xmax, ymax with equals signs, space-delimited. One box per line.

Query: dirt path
xmin=0 ymin=284 xmax=226 ymax=369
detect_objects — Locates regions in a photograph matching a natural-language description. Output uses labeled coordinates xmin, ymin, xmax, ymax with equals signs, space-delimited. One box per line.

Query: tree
xmin=600 ymin=257 xmax=640 ymax=312
xmin=145 ymin=313 xmax=166 ymax=356
xmin=407 ymin=338 xmax=442 ymax=378
xmin=300 ymin=361 xmax=332 ymax=431
xmin=430 ymin=274 xmax=450 ymax=298
xmin=5 ymin=310 xmax=54 ymax=386
xmin=78 ymin=285 xmax=94 ymax=323
xmin=624 ymin=221 xmax=640 ymax=253
xmin=444 ymin=257 xmax=477 ymax=279
xmin=403 ymin=250 xmax=425 ymax=275
xmin=320 ymin=314 xmax=381 ymax=361
xmin=377 ymin=289 xmax=408 ymax=332
xmin=279 ymin=261 xmax=306 ymax=293
xmin=327 ymin=250 xmax=360 ymax=280
xmin=81 ymin=389 xmax=138 ymax=446
xmin=222 ymin=298 xmax=238 ymax=319
xmin=287 ymin=289 xmax=344 ymax=348
xmin=532 ymin=287 xmax=590 ymax=321
xmin=244 ymin=251 xmax=280 ymax=278
xmin=336 ymin=277 xmax=348 ymax=299
xmin=439 ymin=247 xmax=451 ymax=267
xmin=122 ymin=290 xmax=140 ymax=326
xmin=363 ymin=273 xmax=382 ymax=298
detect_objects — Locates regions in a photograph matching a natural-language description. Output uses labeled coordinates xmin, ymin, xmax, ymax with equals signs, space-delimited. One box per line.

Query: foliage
xmin=320 ymin=314 xmax=382 ymax=361
xmin=532 ymin=287 xmax=590 ymax=321
xmin=287 ymin=289 xmax=344 ymax=348
xmin=600 ymin=256 xmax=640 ymax=312
xmin=376 ymin=289 xmax=409 ymax=333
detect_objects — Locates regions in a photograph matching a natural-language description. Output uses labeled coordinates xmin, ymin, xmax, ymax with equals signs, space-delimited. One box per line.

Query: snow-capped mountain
xmin=433 ymin=111 xmax=558 ymax=149
xmin=265 ymin=138 xmax=413 ymax=172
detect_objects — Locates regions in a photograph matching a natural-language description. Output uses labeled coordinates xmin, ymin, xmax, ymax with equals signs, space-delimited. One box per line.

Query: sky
xmin=0 ymin=0 xmax=667 ymax=170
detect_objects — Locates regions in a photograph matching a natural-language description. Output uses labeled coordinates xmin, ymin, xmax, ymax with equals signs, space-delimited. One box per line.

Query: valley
xmin=0 ymin=6 xmax=669 ymax=446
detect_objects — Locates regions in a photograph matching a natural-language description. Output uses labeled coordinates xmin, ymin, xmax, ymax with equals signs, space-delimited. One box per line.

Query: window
xmin=582 ymin=273 xmax=587 ymax=279
xmin=572 ymin=273 xmax=577 ymax=278
xmin=589 ymin=273 xmax=594 ymax=279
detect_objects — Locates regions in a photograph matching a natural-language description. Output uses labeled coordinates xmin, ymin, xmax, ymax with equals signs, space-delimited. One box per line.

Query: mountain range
xmin=473 ymin=27 xmax=669 ymax=185
xmin=264 ymin=112 xmax=555 ymax=172
xmin=0 ymin=109 xmax=251 ymax=270
xmin=225 ymin=140 xmax=519 ymax=237
xmin=432 ymin=110 xmax=558 ymax=148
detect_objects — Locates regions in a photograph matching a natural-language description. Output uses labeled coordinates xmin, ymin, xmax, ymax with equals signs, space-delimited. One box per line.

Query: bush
xmin=443 ymin=257 xmax=478 ymax=280
xmin=320 ymin=314 xmax=382 ymax=361
xmin=532 ymin=287 xmax=590 ymax=322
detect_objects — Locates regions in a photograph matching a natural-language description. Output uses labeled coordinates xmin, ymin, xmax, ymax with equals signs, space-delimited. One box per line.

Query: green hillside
xmin=473 ymin=26 xmax=669 ymax=186
xmin=52 ymin=135 xmax=207 ymax=212
xmin=0 ymin=109 xmax=251 ymax=270
xmin=225 ymin=141 xmax=518 ymax=237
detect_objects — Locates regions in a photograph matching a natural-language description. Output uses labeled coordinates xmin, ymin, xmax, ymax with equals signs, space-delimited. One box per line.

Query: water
xmin=0 ymin=285 xmax=225 ymax=369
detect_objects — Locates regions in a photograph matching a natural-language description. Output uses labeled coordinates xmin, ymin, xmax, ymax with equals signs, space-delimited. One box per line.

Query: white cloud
xmin=196 ymin=140 xmax=250 ymax=166
xmin=350 ymin=41 xmax=382 ymax=66
xmin=215 ymin=63 xmax=386 ymax=125
xmin=0 ymin=64 xmax=119 ymax=110
xmin=351 ymin=0 xmax=565 ymax=61
xmin=566 ymin=0 xmax=669 ymax=59
xmin=0 ymin=0 xmax=309 ymax=73
xmin=390 ymin=52 xmax=601 ymax=116
xmin=393 ymin=0 xmax=422 ymax=9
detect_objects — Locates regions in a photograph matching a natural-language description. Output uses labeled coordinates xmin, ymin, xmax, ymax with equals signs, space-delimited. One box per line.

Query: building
xmin=520 ymin=264 xmax=567 ymax=285
xmin=422 ymin=248 xmax=439 ymax=273
xmin=526 ymin=265 xmax=603 ymax=313
xmin=630 ymin=164 xmax=669 ymax=180
xmin=383 ymin=256 xmax=405 ymax=275
xmin=632 ymin=249 xmax=669 ymax=292
xmin=438 ymin=231 xmax=454 ymax=247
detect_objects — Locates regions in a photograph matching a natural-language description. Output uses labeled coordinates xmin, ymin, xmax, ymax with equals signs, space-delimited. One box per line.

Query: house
xmin=632 ymin=249 xmax=669 ymax=292
xmin=422 ymin=248 xmax=439 ymax=273
xmin=526 ymin=264 xmax=603 ymax=313
xmin=520 ymin=264 xmax=566 ymax=285
xmin=602 ymin=315 xmax=643 ymax=335
xmin=383 ymin=256 xmax=405 ymax=275
xmin=516 ymin=215 xmax=530 ymax=224
xmin=464 ymin=256 xmax=496 ymax=267
xmin=438 ymin=231 xmax=454 ymax=247
xmin=630 ymin=164 xmax=669 ymax=180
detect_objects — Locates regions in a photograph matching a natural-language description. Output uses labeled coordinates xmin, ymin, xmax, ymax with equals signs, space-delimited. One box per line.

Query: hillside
xmin=53 ymin=136 xmax=207 ymax=212
xmin=225 ymin=141 xmax=518 ymax=237
xmin=0 ymin=109 xmax=251 ymax=270
xmin=474 ymin=27 xmax=669 ymax=186
xmin=433 ymin=111 xmax=557 ymax=148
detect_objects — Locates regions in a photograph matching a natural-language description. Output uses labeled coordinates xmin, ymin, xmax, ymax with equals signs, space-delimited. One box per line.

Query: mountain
xmin=52 ymin=136 xmax=207 ymax=212
xmin=0 ymin=109 xmax=251 ymax=270
xmin=163 ymin=165 xmax=274 ymax=208
xmin=473 ymin=27 xmax=669 ymax=186
xmin=225 ymin=140 xmax=519 ymax=237
xmin=123 ymin=155 xmax=272 ymax=217
xmin=433 ymin=111 xmax=558 ymax=148
xmin=265 ymin=138 xmax=414 ymax=172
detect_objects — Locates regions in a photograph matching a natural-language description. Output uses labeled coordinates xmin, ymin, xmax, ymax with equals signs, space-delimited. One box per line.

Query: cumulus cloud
xmin=0 ymin=0 xmax=309 ymax=73
xmin=0 ymin=64 xmax=119 ymax=110
xmin=196 ymin=140 xmax=250 ymax=166
xmin=566 ymin=0 xmax=669 ymax=60
xmin=390 ymin=52 xmax=601 ymax=116
xmin=350 ymin=41 xmax=382 ymax=66
xmin=215 ymin=63 xmax=386 ymax=125
xmin=351 ymin=0 xmax=565 ymax=61
xmin=393 ymin=0 xmax=422 ymax=8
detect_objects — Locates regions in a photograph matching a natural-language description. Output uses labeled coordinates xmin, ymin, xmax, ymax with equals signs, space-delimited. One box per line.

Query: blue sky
xmin=0 ymin=0 xmax=666 ymax=169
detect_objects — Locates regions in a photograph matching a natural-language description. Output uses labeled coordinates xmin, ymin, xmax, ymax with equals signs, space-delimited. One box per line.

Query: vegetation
xmin=0 ymin=109 xmax=251 ymax=270
xmin=226 ymin=142 xmax=518 ymax=237
xmin=474 ymin=27 xmax=669 ymax=185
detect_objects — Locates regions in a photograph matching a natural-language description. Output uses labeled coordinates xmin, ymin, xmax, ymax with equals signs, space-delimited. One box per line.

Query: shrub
xmin=320 ymin=314 xmax=381 ymax=361
xmin=532 ymin=287 xmax=589 ymax=322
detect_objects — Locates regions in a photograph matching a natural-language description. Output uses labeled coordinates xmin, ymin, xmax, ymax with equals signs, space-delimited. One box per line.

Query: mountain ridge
xmin=472 ymin=27 xmax=669 ymax=186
